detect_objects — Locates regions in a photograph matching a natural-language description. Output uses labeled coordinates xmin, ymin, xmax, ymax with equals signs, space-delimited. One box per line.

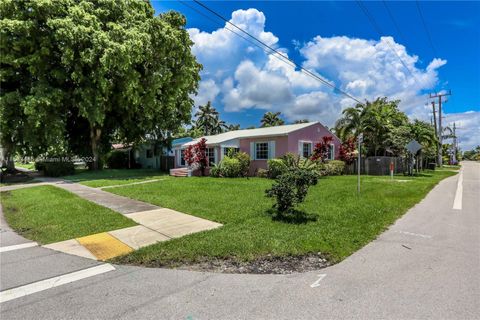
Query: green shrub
xmin=34 ymin=161 xmax=46 ymax=171
xmin=43 ymin=161 xmax=75 ymax=177
xmin=257 ymin=168 xmax=269 ymax=178
xmin=210 ymin=156 xmax=243 ymax=178
xmin=233 ymin=152 xmax=250 ymax=177
xmin=266 ymin=167 xmax=319 ymax=217
xmin=106 ymin=151 xmax=129 ymax=169
xmin=210 ymin=164 xmax=221 ymax=177
xmin=283 ymin=153 xmax=319 ymax=171
xmin=323 ymin=160 xmax=345 ymax=176
xmin=267 ymin=159 xmax=287 ymax=178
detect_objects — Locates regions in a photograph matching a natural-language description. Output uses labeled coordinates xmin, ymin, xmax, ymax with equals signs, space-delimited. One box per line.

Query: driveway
xmin=1 ymin=162 xmax=479 ymax=319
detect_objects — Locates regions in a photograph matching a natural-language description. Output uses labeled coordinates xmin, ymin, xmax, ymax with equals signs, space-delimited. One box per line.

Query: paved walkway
xmin=0 ymin=177 xmax=222 ymax=261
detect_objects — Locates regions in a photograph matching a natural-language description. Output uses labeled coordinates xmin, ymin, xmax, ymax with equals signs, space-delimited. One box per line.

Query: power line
xmin=183 ymin=0 xmax=363 ymax=104
xmin=382 ymin=0 xmax=407 ymax=45
xmin=415 ymin=0 xmax=438 ymax=57
xmin=177 ymin=0 xmax=297 ymax=71
xmin=355 ymin=0 xmax=418 ymax=81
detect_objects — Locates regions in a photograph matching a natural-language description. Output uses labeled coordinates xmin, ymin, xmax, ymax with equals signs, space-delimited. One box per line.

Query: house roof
xmin=172 ymin=137 xmax=193 ymax=147
xmin=183 ymin=122 xmax=319 ymax=147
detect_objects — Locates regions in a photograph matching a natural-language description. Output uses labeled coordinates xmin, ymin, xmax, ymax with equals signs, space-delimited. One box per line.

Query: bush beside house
xmin=210 ymin=152 xmax=250 ymax=178
xmin=265 ymin=153 xmax=346 ymax=178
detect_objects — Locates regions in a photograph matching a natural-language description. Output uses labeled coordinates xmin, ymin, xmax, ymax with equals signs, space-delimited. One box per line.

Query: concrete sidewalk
xmin=1 ymin=177 xmax=222 ymax=261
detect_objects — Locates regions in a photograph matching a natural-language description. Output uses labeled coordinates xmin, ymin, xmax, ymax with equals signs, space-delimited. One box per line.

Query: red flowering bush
xmin=183 ymin=138 xmax=208 ymax=175
xmin=311 ymin=136 xmax=333 ymax=162
xmin=339 ymin=137 xmax=356 ymax=165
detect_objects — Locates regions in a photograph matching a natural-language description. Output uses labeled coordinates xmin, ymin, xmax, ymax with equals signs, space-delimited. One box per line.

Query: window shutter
xmin=214 ymin=147 xmax=218 ymax=164
xmin=220 ymin=147 xmax=224 ymax=160
xmin=269 ymin=141 xmax=276 ymax=159
xmin=298 ymin=141 xmax=303 ymax=158
xmin=250 ymin=142 xmax=255 ymax=160
xmin=330 ymin=144 xmax=335 ymax=160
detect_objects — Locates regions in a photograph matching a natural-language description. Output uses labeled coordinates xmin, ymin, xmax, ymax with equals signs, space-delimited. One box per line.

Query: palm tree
xmin=211 ymin=118 xmax=228 ymax=135
xmin=227 ymin=124 xmax=241 ymax=131
xmin=334 ymin=104 xmax=365 ymax=141
xmin=195 ymin=101 xmax=219 ymax=135
xmin=260 ymin=112 xmax=285 ymax=127
xmin=294 ymin=119 xmax=310 ymax=124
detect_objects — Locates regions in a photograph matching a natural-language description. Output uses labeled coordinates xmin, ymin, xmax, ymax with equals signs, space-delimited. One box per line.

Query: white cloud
xmin=222 ymin=60 xmax=294 ymax=111
xmin=193 ymin=79 xmax=220 ymax=107
xmin=443 ymin=111 xmax=480 ymax=151
xmin=186 ymin=8 xmax=480 ymax=150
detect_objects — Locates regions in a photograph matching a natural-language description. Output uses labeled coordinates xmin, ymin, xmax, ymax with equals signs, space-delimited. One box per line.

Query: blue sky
xmin=152 ymin=1 xmax=480 ymax=150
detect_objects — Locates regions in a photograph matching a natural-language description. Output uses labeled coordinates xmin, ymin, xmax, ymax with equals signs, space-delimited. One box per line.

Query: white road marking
xmin=395 ymin=231 xmax=432 ymax=239
xmin=453 ymin=168 xmax=463 ymax=210
xmin=98 ymin=179 xmax=165 ymax=189
xmin=0 ymin=263 xmax=115 ymax=303
xmin=0 ymin=242 xmax=38 ymax=253
xmin=310 ymin=274 xmax=327 ymax=288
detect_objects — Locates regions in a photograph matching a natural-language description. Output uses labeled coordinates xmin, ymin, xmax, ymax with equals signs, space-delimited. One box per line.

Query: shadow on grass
xmin=267 ymin=208 xmax=318 ymax=224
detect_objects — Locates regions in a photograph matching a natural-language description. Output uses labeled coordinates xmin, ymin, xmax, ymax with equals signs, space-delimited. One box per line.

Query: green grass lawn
xmin=1 ymin=185 xmax=137 ymax=244
xmin=14 ymin=162 xmax=36 ymax=170
xmin=61 ymin=168 xmax=167 ymax=188
xmin=108 ymin=170 xmax=456 ymax=267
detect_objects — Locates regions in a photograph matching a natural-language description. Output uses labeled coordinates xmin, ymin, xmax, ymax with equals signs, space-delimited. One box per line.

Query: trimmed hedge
xmin=35 ymin=160 xmax=75 ymax=177
xmin=106 ymin=151 xmax=129 ymax=169
xmin=320 ymin=160 xmax=345 ymax=176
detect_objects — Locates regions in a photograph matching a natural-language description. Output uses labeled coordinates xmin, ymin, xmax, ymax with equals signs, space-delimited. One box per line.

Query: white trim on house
xmin=250 ymin=141 xmax=275 ymax=160
xmin=183 ymin=122 xmax=318 ymax=147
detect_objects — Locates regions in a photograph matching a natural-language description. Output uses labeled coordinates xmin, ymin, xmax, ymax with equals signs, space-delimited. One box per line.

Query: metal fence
xmin=346 ymin=156 xmax=405 ymax=175
xmin=159 ymin=155 xmax=175 ymax=172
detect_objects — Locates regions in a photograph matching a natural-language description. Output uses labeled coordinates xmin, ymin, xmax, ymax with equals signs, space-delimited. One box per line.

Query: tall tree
xmin=226 ymin=124 xmax=241 ymax=131
xmin=260 ymin=112 xmax=285 ymax=127
xmin=195 ymin=101 xmax=219 ymax=135
xmin=334 ymin=105 xmax=365 ymax=141
xmin=211 ymin=117 xmax=228 ymax=135
xmin=335 ymin=97 xmax=408 ymax=156
xmin=294 ymin=119 xmax=310 ymax=124
xmin=1 ymin=0 xmax=201 ymax=170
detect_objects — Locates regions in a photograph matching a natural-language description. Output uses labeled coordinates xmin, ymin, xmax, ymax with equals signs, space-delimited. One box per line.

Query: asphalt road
xmin=1 ymin=161 xmax=479 ymax=319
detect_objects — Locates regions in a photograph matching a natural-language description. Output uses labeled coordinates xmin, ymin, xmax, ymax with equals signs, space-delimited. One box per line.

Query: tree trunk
xmin=90 ymin=126 xmax=102 ymax=170
xmin=2 ymin=143 xmax=16 ymax=172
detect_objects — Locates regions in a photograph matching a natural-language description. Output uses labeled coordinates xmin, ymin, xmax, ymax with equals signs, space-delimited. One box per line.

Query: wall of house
xmin=287 ymin=123 xmax=341 ymax=159
xmin=239 ymin=136 xmax=288 ymax=175
xmin=135 ymin=144 xmax=159 ymax=169
xmin=174 ymin=123 xmax=342 ymax=175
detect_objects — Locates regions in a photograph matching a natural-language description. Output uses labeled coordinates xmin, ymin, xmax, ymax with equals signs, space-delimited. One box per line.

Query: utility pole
xmin=430 ymin=101 xmax=438 ymax=141
xmin=429 ymin=90 xmax=451 ymax=167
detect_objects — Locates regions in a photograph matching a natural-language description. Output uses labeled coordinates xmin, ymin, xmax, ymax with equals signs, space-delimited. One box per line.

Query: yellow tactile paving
xmin=77 ymin=232 xmax=133 ymax=261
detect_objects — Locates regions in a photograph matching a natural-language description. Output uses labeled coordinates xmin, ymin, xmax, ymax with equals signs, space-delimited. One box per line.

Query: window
xmin=206 ymin=148 xmax=215 ymax=166
xmin=302 ymin=142 xmax=312 ymax=158
xmin=180 ymin=149 xmax=185 ymax=166
xmin=223 ymin=147 xmax=240 ymax=157
xmin=146 ymin=149 xmax=153 ymax=158
xmin=328 ymin=144 xmax=335 ymax=160
xmin=255 ymin=142 xmax=269 ymax=160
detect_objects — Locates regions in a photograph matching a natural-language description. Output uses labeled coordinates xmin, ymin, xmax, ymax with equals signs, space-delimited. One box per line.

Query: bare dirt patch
xmin=174 ymin=253 xmax=331 ymax=274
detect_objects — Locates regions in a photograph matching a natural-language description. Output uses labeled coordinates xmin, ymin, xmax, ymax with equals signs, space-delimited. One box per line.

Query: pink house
xmin=172 ymin=122 xmax=341 ymax=176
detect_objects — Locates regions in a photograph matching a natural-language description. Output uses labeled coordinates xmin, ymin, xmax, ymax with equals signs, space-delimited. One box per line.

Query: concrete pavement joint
xmin=394 ymin=230 xmax=432 ymax=239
